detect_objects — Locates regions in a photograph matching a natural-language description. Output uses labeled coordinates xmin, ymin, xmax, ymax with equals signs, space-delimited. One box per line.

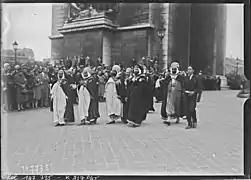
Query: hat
xmin=170 ymin=62 xmax=179 ymax=69
xmin=134 ymin=64 xmax=143 ymax=75
xmin=15 ymin=65 xmax=21 ymax=70
xmin=112 ymin=65 xmax=121 ymax=74
xmin=3 ymin=63 xmax=10 ymax=69
xmin=126 ymin=67 xmax=132 ymax=73
xmin=82 ymin=71 xmax=91 ymax=79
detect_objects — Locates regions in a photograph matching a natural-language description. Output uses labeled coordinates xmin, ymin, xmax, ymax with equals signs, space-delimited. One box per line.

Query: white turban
xmin=4 ymin=63 xmax=10 ymax=69
xmin=112 ymin=65 xmax=121 ymax=74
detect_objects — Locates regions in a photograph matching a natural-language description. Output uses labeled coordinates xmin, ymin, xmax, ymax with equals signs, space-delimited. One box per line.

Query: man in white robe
xmin=51 ymin=70 xmax=68 ymax=126
xmin=77 ymin=69 xmax=91 ymax=125
xmin=105 ymin=70 xmax=123 ymax=124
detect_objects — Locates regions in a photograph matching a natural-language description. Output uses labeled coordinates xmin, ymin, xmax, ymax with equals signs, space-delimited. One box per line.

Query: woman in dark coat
xmin=127 ymin=65 xmax=148 ymax=127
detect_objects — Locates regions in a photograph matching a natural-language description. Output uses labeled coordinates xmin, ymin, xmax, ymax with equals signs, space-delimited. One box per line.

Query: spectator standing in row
xmin=196 ymin=70 xmax=204 ymax=102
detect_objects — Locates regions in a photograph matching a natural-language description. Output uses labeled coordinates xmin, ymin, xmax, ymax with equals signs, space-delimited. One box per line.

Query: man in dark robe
xmin=145 ymin=69 xmax=155 ymax=112
xmin=88 ymin=69 xmax=100 ymax=124
xmin=63 ymin=68 xmax=78 ymax=122
xmin=123 ymin=68 xmax=133 ymax=123
xmin=184 ymin=66 xmax=199 ymax=129
xmin=115 ymin=71 xmax=127 ymax=124
xmin=127 ymin=65 xmax=148 ymax=127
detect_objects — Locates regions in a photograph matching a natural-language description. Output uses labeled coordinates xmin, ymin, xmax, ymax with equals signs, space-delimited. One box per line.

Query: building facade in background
xmin=50 ymin=3 xmax=227 ymax=75
xmin=1 ymin=48 xmax=35 ymax=65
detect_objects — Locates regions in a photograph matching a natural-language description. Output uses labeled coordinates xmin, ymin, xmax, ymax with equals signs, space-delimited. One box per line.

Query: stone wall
xmin=51 ymin=4 xmax=68 ymax=60
xmin=111 ymin=29 xmax=148 ymax=66
xmin=215 ymin=4 xmax=227 ymax=75
xmin=63 ymin=30 xmax=103 ymax=66
xmin=116 ymin=3 xmax=149 ymax=26
xmin=51 ymin=4 xmax=68 ymax=36
xmin=150 ymin=3 xmax=162 ymax=64
xmin=51 ymin=38 xmax=64 ymax=60
xmin=168 ymin=3 xmax=191 ymax=70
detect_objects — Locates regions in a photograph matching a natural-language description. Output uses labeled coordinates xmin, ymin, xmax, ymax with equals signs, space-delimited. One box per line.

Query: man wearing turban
xmin=126 ymin=65 xmax=149 ymax=127
xmin=160 ymin=62 xmax=184 ymax=126
xmin=51 ymin=70 xmax=68 ymax=126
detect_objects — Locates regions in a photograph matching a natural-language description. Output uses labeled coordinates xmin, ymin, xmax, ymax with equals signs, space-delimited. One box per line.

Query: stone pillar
xmin=102 ymin=31 xmax=112 ymax=66
xmin=161 ymin=3 xmax=170 ymax=70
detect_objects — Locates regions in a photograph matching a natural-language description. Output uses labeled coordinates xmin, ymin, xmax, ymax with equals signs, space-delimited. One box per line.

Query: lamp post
xmin=236 ymin=57 xmax=239 ymax=75
xmin=157 ymin=26 xmax=166 ymax=69
xmin=12 ymin=41 xmax=19 ymax=65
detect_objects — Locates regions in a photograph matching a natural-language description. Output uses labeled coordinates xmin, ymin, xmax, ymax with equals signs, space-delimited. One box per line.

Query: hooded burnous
xmin=160 ymin=62 xmax=184 ymax=125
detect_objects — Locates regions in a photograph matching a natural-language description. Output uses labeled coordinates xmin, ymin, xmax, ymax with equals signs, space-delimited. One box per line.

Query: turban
xmin=4 ymin=63 xmax=10 ymax=68
xmin=112 ymin=65 xmax=121 ymax=74
xmin=170 ymin=62 xmax=179 ymax=69
xmin=126 ymin=67 xmax=132 ymax=73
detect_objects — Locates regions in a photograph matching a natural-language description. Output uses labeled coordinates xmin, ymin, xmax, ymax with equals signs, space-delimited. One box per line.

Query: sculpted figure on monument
xmin=66 ymin=3 xmax=119 ymax=22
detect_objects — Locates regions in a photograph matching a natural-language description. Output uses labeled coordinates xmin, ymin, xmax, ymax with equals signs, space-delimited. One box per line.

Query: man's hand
xmin=70 ymin=84 xmax=77 ymax=89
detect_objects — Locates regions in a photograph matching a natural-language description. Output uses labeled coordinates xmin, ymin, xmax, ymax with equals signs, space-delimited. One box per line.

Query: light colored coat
xmin=77 ymin=85 xmax=91 ymax=120
xmin=51 ymin=82 xmax=67 ymax=124
xmin=104 ymin=77 xmax=122 ymax=117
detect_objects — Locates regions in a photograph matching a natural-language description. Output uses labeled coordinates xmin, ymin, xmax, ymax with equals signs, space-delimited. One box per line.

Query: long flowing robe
xmin=127 ymin=75 xmax=148 ymax=125
xmin=86 ymin=76 xmax=100 ymax=121
xmin=116 ymin=77 xmax=127 ymax=121
xmin=98 ymin=75 xmax=105 ymax=97
xmin=63 ymin=74 xmax=77 ymax=122
xmin=146 ymin=74 xmax=155 ymax=111
xmin=123 ymin=77 xmax=133 ymax=121
xmin=51 ymin=82 xmax=67 ymax=124
xmin=105 ymin=77 xmax=122 ymax=117
xmin=77 ymin=84 xmax=91 ymax=120
xmin=161 ymin=75 xmax=184 ymax=118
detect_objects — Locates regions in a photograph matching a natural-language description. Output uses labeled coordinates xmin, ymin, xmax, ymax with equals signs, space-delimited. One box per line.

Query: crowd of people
xmin=2 ymin=56 xmax=205 ymax=129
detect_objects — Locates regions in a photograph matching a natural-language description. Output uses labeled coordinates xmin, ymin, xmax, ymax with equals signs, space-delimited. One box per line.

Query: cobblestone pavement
xmin=1 ymin=90 xmax=245 ymax=175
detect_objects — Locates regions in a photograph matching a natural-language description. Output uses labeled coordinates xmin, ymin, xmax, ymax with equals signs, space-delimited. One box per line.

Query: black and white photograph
xmin=1 ymin=2 xmax=249 ymax=176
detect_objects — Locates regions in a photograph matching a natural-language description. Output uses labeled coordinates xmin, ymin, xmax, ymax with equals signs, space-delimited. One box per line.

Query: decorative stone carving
xmin=66 ymin=3 xmax=119 ymax=22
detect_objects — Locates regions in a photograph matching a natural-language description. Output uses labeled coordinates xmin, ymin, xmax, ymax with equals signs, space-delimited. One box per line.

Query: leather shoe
xmin=185 ymin=125 xmax=192 ymax=129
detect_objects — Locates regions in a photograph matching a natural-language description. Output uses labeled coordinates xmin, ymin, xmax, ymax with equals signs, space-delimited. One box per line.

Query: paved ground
xmin=1 ymin=90 xmax=245 ymax=175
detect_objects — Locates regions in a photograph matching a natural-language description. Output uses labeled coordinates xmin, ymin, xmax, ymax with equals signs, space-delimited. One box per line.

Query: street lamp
xmin=236 ymin=57 xmax=239 ymax=75
xmin=12 ymin=41 xmax=19 ymax=64
xmin=157 ymin=26 xmax=166 ymax=69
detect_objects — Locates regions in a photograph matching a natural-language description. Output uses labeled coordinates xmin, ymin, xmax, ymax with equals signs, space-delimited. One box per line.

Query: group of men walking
xmin=51 ymin=61 xmax=202 ymax=129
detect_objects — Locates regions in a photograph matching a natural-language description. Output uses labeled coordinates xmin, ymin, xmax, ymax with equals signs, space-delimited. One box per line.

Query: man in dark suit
xmin=197 ymin=70 xmax=204 ymax=102
xmin=184 ymin=66 xmax=199 ymax=129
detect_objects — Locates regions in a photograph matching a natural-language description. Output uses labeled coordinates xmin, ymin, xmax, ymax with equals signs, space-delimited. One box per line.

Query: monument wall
xmin=63 ymin=30 xmax=103 ymax=65
xmin=50 ymin=4 xmax=68 ymax=60
xmin=167 ymin=3 xmax=191 ymax=70
xmin=109 ymin=29 xmax=148 ymax=66
xmin=50 ymin=3 xmax=226 ymax=72
xmin=116 ymin=3 xmax=149 ymax=27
